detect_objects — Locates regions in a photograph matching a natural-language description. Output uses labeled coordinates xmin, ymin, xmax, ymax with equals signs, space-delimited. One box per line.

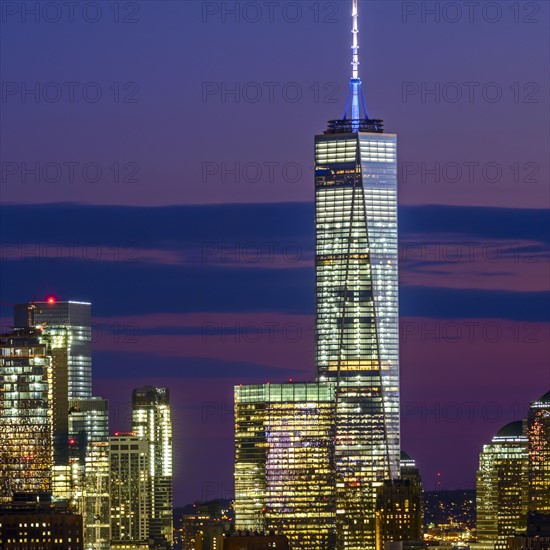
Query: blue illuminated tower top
xmin=327 ymin=0 xmax=383 ymax=134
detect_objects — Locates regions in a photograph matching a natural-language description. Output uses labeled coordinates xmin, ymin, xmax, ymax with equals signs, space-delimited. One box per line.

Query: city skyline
xmin=1 ymin=0 xmax=549 ymax=512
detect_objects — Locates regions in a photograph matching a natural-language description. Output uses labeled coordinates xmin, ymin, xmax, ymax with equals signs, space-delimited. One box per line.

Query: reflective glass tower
xmin=14 ymin=300 xmax=92 ymax=399
xmin=315 ymin=1 xmax=399 ymax=547
xmin=234 ymin=2 xmax=399 ymax=548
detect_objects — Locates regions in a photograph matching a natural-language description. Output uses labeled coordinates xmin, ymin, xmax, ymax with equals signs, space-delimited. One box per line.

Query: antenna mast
xmin=351 ymin=0 xmax=359 ymax=82
xmin=343 ymin=0 xmax=368 ymax=130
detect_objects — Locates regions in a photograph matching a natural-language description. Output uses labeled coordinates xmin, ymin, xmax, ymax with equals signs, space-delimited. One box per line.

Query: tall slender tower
xmin=132 ymin=386 xmax=173 ymax=550
xmin=315 ymin=1 xmax=399 ymax=547
xmin=234 ymin=3 xmax=399 ymax=547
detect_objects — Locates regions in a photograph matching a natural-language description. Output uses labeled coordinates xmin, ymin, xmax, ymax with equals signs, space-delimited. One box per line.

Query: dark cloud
xmin=1 ymin=203 xmax=547 ymax=321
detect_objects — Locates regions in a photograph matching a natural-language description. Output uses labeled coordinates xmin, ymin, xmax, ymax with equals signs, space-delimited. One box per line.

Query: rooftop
xmin=495 ymin=420 xmax=525 ymax=439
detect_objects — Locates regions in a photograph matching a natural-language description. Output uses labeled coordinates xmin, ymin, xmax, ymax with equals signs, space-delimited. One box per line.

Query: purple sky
xmin=1 ymin=1 xmax=549 ymax=505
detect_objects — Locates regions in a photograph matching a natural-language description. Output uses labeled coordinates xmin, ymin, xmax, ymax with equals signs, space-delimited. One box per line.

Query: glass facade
xmin=67 ymin=397 xmax=110 ymax=527
xmin=132 ymin=386 xmax=173 ymax=549
xmin=0 ymin=330 xmax=53 ymax=501
xmin=527 ymin=391 xmax=550 ymax=513
xmin=69 ymin=397 xmax=109 ymax=446
xmin=315 ymin=130 xmax=399 ymax=549
xmin=235 ymin=383 xmax=336 ymax=549
xmin=14 ymin=301 xmax=92 ymax=400
xmin=476 ymin=421 xmax=529 ymax=550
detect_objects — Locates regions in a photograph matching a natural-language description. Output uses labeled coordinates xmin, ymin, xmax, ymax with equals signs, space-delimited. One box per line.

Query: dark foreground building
xmin=0 ymin=493 xmax=83 ymax=549
xmin=506 ymin=511 xmax=550 ymax=550
xmin=376 ymin=479 xmax=423 ymax=547
xmin=222 ymin=532 xmax=290 ymax=550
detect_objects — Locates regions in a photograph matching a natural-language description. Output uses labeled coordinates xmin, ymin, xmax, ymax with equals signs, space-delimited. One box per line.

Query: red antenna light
xmin=46 ymin=296 xmax=56 ymax=304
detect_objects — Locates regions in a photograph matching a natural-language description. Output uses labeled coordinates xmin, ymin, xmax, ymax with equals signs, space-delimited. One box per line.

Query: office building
xmin=0 ymin=329 xmax=53 ymax=501
xmin=0 ymin=492 xmax=83 ymax=549
xmin=14 ymin=300 xmax=92 ymax=468
xmin=83 ymin=441 xmax=111 ymax=550
xmin=132 ymin=386 xmax=173 ymax=549
xmin=506 ymin=511 xmax=550 ymax=549
xmin=376 ymin=479 xmax=423 ymax=549
xmin=234 ymin=2 xmax=399 ymax=548
xmin=400 ymin=451 xmax=422 ymax=486
xmin=476 ymin=421 xmax=529 ymax=549
xmin=181 ymin=514 xmax=232 ymax=550
xmin=69 ymin=397 xmax=109 ymax=447
xmin=375 ymin=451 xmax=423 ymax=548
xmin=314 ymin=1 xmax=399 ymax=546
xmin=222 ymin=532 xmax=290 ymax=549
xmin=234 ymin=383 xmax=336 ymax=548
xmin=14 ymin=300 xmax=92 ymax=400
xmin=109 ymin=434 xmax=150 ymax=547
xmin=528 ymin=391 xmax=550 ymax=513
xmin=13 ymin=299 xmax=112 ymax=517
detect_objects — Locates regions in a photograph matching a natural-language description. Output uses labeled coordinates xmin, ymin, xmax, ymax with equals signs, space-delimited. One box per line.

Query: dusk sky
xmin=1 ymin=0 xmax=549 ymax=506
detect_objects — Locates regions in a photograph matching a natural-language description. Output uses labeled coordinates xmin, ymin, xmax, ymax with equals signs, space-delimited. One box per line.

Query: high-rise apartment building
xmin=132 ymin=386 xmax=173 ymax=549
xmin=528 ymin=391 xmax=550 ymax=513
xmin=109 ymin=434 xmax=150 ymax=547
xmin=0 ymin=329 xmax=53 ymax=501
xmin=476 ymin=421 xmax=529 ymax=550
xmin=234 ymin=383 xmax=336 ymax=548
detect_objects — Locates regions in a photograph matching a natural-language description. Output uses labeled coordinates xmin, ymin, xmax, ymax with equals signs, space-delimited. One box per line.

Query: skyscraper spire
xmin=351 ymin=0 xmax=359 ymax=81
xmin=344 ymin=0 xmax=368 ymax=130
